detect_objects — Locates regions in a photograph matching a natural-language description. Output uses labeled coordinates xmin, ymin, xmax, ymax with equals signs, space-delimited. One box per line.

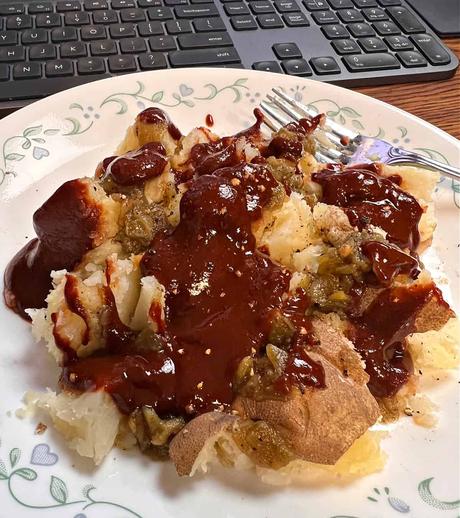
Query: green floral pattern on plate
xmin=1 ymin=437 xmax=458 ymax=518
xmin=0 ymin=439 xmax=142 ymax=517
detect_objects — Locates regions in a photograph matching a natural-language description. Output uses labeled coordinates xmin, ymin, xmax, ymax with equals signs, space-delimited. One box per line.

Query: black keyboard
xmin=0 ymin=0 xmax=458 ymax=110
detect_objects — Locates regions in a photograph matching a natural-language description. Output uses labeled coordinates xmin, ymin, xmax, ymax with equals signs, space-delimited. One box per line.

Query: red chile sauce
xmin=205 ymin=114 xmax=214 ymax=127
xmin=99 ymin=142 xmax=167 ymax=186
xmin=184 ymin=109 xmax=265 ymax=180
xmin=348 ymin=283 xmax=446 ymax=398
xmin=137 ymin=107 xmax=182 ymax=140
xmin=264 ymin=115 xmax=323 ymax=162
xmin=274 ymin=289 xmax=324 ymax=394
xmin=312 ymin=164 xmax=423 ymax=251
xmin=4 ymin=179 xmax=101 ymax=319
xmin=362 ymin=241 xmax=421 ymax=286
xmin=61 ymin=162 xmax=325 ymax=416
xmin=4 ymin=108 xmax=450 ymax=417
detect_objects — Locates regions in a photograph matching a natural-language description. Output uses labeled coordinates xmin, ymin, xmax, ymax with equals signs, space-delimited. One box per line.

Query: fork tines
xmin=260 ymin=88 xmax=358 ymax=164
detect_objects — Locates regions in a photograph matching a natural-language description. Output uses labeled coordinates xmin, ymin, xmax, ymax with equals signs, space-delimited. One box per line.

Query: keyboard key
xmin=231 ymin=15 xmax=257 ymax=29
xmin=108 ymin=54 xmax=137 ymax=71
xmin=178 ymin=32 xmax=232 ymax=48
xmin=165 ymin=0 xmax=188 ymax=5
xmin=411 ymin=34 xmax=451 ymax=66
xmin=109 ymin=23 xmax=136 ymax=37
xmin=121 ymin=8 xmax=146 ymax=21
xmin=61 ymin=41 xmax=87 ymax=57
xmin=352 ymin=0 xmax=376 ymax=6
xmin=343 ymin=51 xmax=399 ymax=71
xmin=169 ymin=46 xmax=240 ymax=66
xmin=6 ymin=15 xmax=33 ymax=29
xmin=139 ymin=0 xmax=162 ymax=5
xmin=273 ymin=42 xmax=301 ymax=59
xmin=30 ymin=44 xmax=57 ymax=59
xmin=312 ymin=10 xmax=338 ymax=24
xmin=149 ymin=34 xmax=176 ymax=50
xmin=274 ymin=0 xmax=299 ymax=12
xmin=112 ymin=0 xmax=137 ymax=7
xmin=81 ymin=25 xmax=107 ymax=39
xmin=0 ymin=45 xmax=24 ymax=61
xmin=249 ymin=0 xmax=274 ymax=14
xmin=166 ymin=19 xmax=192 ymax=33
xmin=378 ymin=0 xmax=400 ymax=5
xmin=148 ymin=6 xmax=174 ymax=19
xmin=90 ymin=39 xmax=117 ymax=54
xmin=77 ymin=56 xmax=106 ymax=73
xmin=337 ymin=9 xmax=363 ymax=23
xmin=0 ymin=31 xmax=17 ymax=46
xmin=13 ymin=62 xmax=41 ymax=79
xmin=373 ymin=20 xmax=399 ymax=35
xmin=397 ymin=50 xmax=426 ymax=67
xmin=257 ymin=13 xmax=284 ymax=28
xmin=310 ymin=55 xmax=340 ymax=74
xmin=138 ymin=21 xmax=164 ymax=35
xmin=64 ymin=12 xmax=90 ymax=25
xmin=252 ymin=60 xmax=282 ymax=72
xmin=120 ymin=37 xmax=146 ymax=52
xmin=0 ymin=63 xmax=9 ymax=80
xmin=193 ymin=17 xmax=226 ymax=31
xmin=250 ymin=1 xmax=275 ymax=14
xmin=384 ymin=34 xmax=412 ymax=50
xmin=36 ymin=13 xmax=62 ymax=27
xmin=387 ymin=6 xmax=424 ymax=33
xmin=51 ymin=27 xmax=78 ymax=41
xmin=303 ymin=0 xmax=328 ymax=10
xmin=45 ymin=59 xmax=74 ymax=76
xmin=175 ymin=5 xmax=219 ymax=17
xmin=362 ymin=7 xmax=387 ymax=20
xmin=328 ymin=0 xmax=353 ymax=7
xmin=22 ymin=29 xmax=48 ymax=44
xmin=56 ymin=0 xmax=81 ymax=11
xmin=93 ymin=10 xmax=118 ymax=23
xmin=0 ymin=4 xmax=24 ymax=15
xmin=282 ymin=58 xmax=312 ymax=76
xmin=283 ymin=12 xmax=309 ymax=26
xmin=225 ymin=3 xmax=250 ymax=15
xmin=138 ymin=52 xmax=167 ymax=68
xmin=84 ymin=0 xmax=109 ymax=9
xmin=347 ymin=22 xmax=374 ymax=37
xmin=322 ymin=24 xmax=349 ymax=39
xmin=332 ymin=38 xmax=360 ymax=54
xmin=358 ymin=36 xmax=386 ymax=52
xmin=28 ymin=3 xmax=54 ymax=13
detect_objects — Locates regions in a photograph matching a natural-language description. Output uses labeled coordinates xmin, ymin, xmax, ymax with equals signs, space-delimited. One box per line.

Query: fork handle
xmin=386 ymin=147 xmax=460 ymax=182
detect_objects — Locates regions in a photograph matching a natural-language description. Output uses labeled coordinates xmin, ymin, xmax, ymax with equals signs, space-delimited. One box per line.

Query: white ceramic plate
xmin=0 ymin=69 xmax=459 ymax=518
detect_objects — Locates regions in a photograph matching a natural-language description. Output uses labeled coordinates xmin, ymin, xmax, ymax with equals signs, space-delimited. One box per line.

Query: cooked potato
xmin=233 ymin=352 xmax=379 ymax=465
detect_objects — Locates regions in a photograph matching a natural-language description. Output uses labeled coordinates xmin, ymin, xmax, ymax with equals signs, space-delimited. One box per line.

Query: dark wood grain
xmin=354 ymin=38 xmax=460 ymax=140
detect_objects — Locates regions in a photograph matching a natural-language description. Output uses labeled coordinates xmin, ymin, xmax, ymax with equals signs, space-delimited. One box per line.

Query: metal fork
xmin=260 ymin=88 xmax=460 ymax=182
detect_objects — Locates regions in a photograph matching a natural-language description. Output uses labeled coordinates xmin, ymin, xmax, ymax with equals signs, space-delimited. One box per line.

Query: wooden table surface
xmin=355 ymin=38 xmax=460 ymax=141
